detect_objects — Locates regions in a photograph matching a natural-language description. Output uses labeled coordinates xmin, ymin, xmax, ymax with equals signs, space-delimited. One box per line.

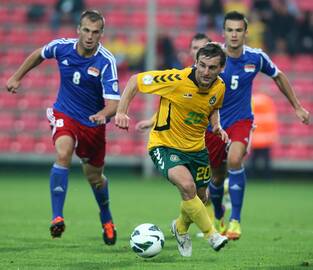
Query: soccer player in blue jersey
xmin=206 ymin=11 xmax=310 ymax=240
xmin=6 ymin=10 xmax=120 ymax=245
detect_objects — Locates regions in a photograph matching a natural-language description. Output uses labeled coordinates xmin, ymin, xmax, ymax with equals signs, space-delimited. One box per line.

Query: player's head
xmin=223 ymin=11 xmax=248 ymax=50
xmin=195 ymin=43 xmax=226 ymax=88
xmin=77 ymin=10 xmax=105 ymax=54
xmin=190 ymin=33 xmax=211 ymax=62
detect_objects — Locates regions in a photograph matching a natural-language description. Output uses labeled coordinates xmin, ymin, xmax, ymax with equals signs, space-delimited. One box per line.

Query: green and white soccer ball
xmin=130 ymin=223 xmax=165 ymax=258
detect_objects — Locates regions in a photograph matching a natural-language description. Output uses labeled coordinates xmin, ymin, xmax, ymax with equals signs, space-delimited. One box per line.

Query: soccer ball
xmin=130 ymin=223 xmax=165 ymax=258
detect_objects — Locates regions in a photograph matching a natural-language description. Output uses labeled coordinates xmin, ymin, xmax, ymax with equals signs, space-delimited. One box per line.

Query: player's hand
xmin=135 ymin=119 xmax=154 ymax=133
xmin=89 ymin=113 xmax=106 ymax=125
xmin=295 ymin=107 xmax=310 ymax=125
xmin=115 ymin=112 xmax=130 ymax=130
xmin=212 ymin=125 xmax=229 ymax=143
xmin=6 ymin=77 xmax=20 ymax=94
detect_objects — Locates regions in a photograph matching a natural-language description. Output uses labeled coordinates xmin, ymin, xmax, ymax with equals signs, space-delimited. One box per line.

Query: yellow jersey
xmin=137 ymin=67 xmax=225 ymax=152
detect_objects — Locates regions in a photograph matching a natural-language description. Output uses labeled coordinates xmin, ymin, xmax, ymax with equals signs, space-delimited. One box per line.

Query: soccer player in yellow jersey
xmin=115 ymin=43 xmax=229 ymax=257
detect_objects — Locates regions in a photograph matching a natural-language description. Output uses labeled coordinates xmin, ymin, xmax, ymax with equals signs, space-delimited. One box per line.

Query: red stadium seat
xmin=157 ymin=13 xmax=177 ymax=27
xmin=271 ymin=54 xmax=292 ymax=72
xmin=0 ymin=92 xmax=18 ymax=109
xmin=0 ymin=134 xmax=11 ymax=152
xmin=35 ymin=136 xmax=54 ymax=154
xmin=175 ymin=34 xmax=193 ymax=51
xmin=0 ymin=113 xmax=15 ymax=130
xmin=293 ymin=55 xmax=313 ymax=72
xmin=14 ymin=112 xmax=40 ymax=132
xmin=10 ymin=134 xmax=36 ymax=153
xmin=297 ymin=0 xmax=313 ymax=11
xmin=17 ymin=94 xmax=45 ymax=110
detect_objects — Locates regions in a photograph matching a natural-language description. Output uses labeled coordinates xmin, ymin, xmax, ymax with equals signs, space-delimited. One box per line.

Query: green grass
xmin=0 ymin=170 xmax=313 ymax=270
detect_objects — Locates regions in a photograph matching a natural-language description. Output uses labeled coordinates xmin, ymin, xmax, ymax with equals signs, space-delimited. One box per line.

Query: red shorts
xmin=205 ymin=119 xmax=253 ymax=168
xmin=47 ymin=108 xmax=106 ymax=167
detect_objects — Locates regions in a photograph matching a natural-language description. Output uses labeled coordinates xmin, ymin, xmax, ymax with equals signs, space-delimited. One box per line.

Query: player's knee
xmin=56 ymin=149 xmax=73 ymax=166
xmin=227 ymin=154 xmax=243 ymax=169
xmin=88 ymin=173 xmax=106 ymax=189
xmin=211 ymin=174 xmax=224 ymax=186
xmin=178 ymin=181 xmax=196 ymax=199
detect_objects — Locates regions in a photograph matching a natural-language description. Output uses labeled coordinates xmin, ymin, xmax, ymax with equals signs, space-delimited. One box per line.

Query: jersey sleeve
xmin=259 ymin=50 xmax=279 ymax=77
xmin=137 ymin=69 xmax=183 ymax=97
xmin=101 ymin=57 xmax=120 ymax=100
xmin=41 ymin=38 xmax=64 ymax=59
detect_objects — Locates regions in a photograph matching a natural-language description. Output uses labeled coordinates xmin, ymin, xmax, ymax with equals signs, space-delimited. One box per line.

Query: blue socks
xmin=50 ymin=164 xmax=69 ymax=220
xmin=228 ymin=167 xmax=246 ymax=222
xmin=209 ymin=181 xmax=224 ymax=219
xmin=91 ymin=178 xmax=112 ymax=224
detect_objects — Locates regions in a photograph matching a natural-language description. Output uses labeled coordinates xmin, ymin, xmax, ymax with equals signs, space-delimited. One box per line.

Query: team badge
xmin=87 ymin=66 xmax=100 ymax=77
xmin=244 ymin=64 xmax=256 ymax=72
xmin=142 ymin=74 xmax=153 ymax=85
xmin=209 ymin=96 xmax=217 ymax=105
xmin=112 ymin=81 xmax=118 ymax=92
xmin=170 ymin=155 xmax=180 ymax=162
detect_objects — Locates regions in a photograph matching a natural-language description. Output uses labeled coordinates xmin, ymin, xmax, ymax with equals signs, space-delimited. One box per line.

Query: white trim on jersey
xmin=103 ymin=94 xmax=121 ymax=100
xmin=42 ymin=38 xmax=77 ymax=59
xmin=244 ymin=45 xmax=279 ymax=77
xmin=95 ymin=43 xmax=102 ymax=55
xmin=98 ymin=47 xmax=118 ymax=80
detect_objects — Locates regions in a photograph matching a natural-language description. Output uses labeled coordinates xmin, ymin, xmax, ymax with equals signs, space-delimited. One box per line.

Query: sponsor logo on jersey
xmin=170 ymin=154 xmax=180 ymax=162
xmin=209 ymin=96 xmax=217 ymax=105
xmin=142 ymin=74 xmax=154 ymax=85
xmin=87 ymin=66 xmax=100 ymax=77
xmin=244 ymin=64 xmax=256 ymax=72
xmin=61 ymin=59 xmax=69 ymax=66
xmin=183 ymin=93 xmax=193 ymax=98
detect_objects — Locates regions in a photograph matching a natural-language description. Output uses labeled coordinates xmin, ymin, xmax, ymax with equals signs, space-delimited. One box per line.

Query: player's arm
xmin=273 ymin=71 xmax=310 ymax=125
xmin=6 ymin=48 xmax=44 ymax=94
xmin=115 ymin=74 xmax=139 ymax=130
xmin=209 ymin=109 xmax=229 ymax=143
xmin=135 ymin=114 xmax=156 ymax=132
xmin=89 ymin=99 xmax=119 ymax=125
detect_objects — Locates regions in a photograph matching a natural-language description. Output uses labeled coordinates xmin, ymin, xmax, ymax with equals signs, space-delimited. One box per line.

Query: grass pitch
xmin=0 ymin=169 xmax=313 ymax=270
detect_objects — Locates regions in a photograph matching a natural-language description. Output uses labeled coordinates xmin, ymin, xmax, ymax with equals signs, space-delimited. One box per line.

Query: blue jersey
xmin=41 ymin=38 xmax=120 ymax=127
xmin=208 ymin=45 xmax=278 ymax=130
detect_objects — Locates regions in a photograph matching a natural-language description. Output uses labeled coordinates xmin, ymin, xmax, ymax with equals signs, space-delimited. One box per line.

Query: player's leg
xmin=48 ymin=109 xmax=75 ymax=238
xmin=205 ymin=130 xmax=227 ymax=232
xmin=226 ymin=119 xmax=253 ymax=240
xmin=169 ymin=165 xmax=227 ymax=253
xmin=226 ymin=141 xmax=246 ymax=240
xmin=197 ymin=186 xmax=214 ymax=222
xmin=82 ymin=163 xmax=116 ymax=245
xmin=78 ymin=124 xmax=116 ymax=245
xmin=167 ymin=165 xmax=195 ymax=257
xmin=209 ymin=166 xmax=227 ymax=219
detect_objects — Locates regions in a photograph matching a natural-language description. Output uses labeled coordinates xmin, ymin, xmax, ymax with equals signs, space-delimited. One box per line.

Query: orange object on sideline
xmin=252 ymin=93 xmax=278 ymax=149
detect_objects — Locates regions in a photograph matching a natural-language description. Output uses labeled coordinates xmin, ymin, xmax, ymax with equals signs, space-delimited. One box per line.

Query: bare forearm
xmin=13 ymin=48 xmax=44 ymax=81
xmin=209 ymin=109 xmax=221 ymax=130
xmin=100 ymin=100 xmax=119 ymax=118
xmin=273 ymin=72 xmax=301 ymax=110
xmin=117 ymin=75 xmax=138 ymax=113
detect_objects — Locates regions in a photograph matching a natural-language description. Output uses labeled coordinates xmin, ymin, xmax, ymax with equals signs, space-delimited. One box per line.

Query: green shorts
xmin=149 ymin=146 xmax=211 ymax=188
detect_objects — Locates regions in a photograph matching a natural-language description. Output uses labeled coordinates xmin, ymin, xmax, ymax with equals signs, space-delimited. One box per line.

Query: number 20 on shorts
xmin=196 ymin=166 xmax=211 ymax=181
